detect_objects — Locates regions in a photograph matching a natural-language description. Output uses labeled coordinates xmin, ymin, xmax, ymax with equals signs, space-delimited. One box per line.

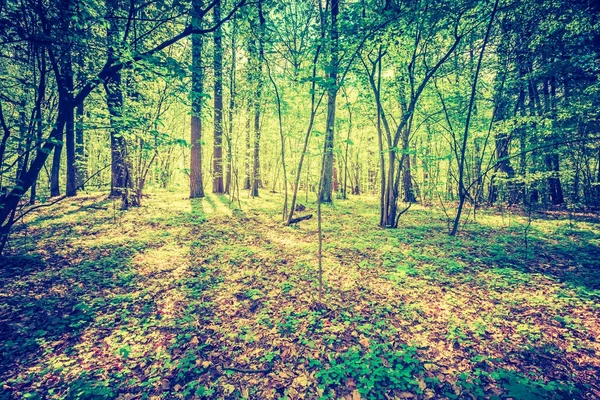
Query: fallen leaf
xmin=293 ymin=374 xmax=310 ymax=387
xmin=359 ymin=337 xmax=370 ymax=348
xmin=161 ymin=379 xmax=170 ymax=391
xmin=398 ymin=392 xmax=416 ymax=399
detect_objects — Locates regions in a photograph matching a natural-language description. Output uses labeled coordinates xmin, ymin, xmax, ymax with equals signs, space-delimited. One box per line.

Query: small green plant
xmin=277 ymin=310 xmax=302 ymax=335
xmin=313 ymin=343 xmax=424 ymax=399
xmin=66 ymin=373 xmax=115 ymax=399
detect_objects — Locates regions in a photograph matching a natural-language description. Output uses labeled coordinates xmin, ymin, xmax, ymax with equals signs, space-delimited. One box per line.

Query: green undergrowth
xmin=1 ymin=191 xmax=599 ymax=399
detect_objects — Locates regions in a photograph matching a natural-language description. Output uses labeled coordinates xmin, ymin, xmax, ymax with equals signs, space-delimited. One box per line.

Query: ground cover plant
xmin=1 ymin=192 xmax=599 ymax=399
xmin=2 ymin=0 xmax=600 ymax=398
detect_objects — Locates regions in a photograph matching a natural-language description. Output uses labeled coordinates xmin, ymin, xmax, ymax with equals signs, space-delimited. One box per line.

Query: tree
xmin=450 ymin=0 xmax=499 ymax=236
xmin=213 ymin=0 xmax=225 ymax=194
xmin=0 ymin=0 xmax=246 ymax=252
xmin=319 ymin=0 xmax=340 ymax=203
xmin=190 ymin=0 xmax=206 ymax=199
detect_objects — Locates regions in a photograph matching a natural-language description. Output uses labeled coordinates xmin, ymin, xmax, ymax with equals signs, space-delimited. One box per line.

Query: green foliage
xmin=313 ymin=344 xmax=424 ymax=399
xmin=66 ymin=373 xmax=115 ymax=400
xmin=491 ymin=369 xmax=578 ymax=400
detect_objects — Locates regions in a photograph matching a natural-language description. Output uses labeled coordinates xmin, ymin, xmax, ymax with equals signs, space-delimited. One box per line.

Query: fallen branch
xmin=85 ymin=205 xmax=109 ymax=210
xmin=288 ymin=214 xmax=312 ymax=225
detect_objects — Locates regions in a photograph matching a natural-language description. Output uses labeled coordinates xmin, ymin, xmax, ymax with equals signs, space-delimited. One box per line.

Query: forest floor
xmin=1 ymin=191 xmax=600 ymax=400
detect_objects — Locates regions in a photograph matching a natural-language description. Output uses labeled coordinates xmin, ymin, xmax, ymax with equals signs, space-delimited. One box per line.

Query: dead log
xmin=288 ymin=214 xmax=312 ymax=224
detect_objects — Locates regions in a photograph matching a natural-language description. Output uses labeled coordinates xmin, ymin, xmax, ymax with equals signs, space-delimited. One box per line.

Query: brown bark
xmin=212 ymin=0 xmax=224 ymax=193
xmin=320 ymin=0 xmax=339 ymax=203
xmin=190 ymin=0 xmax=205 ymax=198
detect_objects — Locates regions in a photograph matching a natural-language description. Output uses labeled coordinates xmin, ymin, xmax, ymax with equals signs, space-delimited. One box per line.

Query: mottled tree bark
xmin=190 ymin=0 xmax=205 ymax=198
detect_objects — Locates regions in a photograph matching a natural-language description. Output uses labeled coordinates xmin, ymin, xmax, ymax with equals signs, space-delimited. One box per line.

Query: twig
xmin=222 ymin=365 xmax=272 ymax=374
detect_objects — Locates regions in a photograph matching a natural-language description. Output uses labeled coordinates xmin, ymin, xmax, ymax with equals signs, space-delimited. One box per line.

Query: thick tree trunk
xmin=75 ymin=56 xmax=86 ymax=190
xmin=190 ymin=0 xmax=205 ymax=198
xmin=546 ymin=153 xmax=564 ymax=205
xmin=105 ymin=73 xmax=127 ymax=197
xmin=320 ymin=0 xmax=339 ymax=203
xmin=105 ymin=0 xmax=127 ymax=197
xmin=50 ymin=140 xmax=63 ymax=197
xmin=401 ymin=129 xmax=416 ymax=203
xmin=29 ymin=54 xmax=47 ymax=205
xmin=65 ymin=51 xmax=77 ymax=197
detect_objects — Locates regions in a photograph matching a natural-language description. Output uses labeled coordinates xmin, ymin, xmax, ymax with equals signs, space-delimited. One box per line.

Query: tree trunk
xmin=225 ymin=16 xmax=236 ymax=195
xmin=244 ymin=109 xmax=251 ymax=190
xmin=65 ymin=50 xmax=77 ymax=197
xmin=75 ymin=94 xmax=85 ymax=189
xmin=251 ymin=0 xmax=265 ymax=197
xmin=190 ymin=0 xmax=205 ymax=198
xmin=212 ymin=0 xmax=224 ymax=193
xmin=546 ymin=153 xmax=564 ymax=205
xmin=50 ymin=140 xmax=63 ymax=197
xmin=401 ymin=129 xmax=416 ymax=203
xmin=451 ymin=0 xmax=498 ymax=236
xmin=105 ymin=0 xmax=127 ymax=197
xmin=29 ymin=52 xmax=47 ymax=205
xmin=319 ymin=0 xmax=339 ymax=203
xmin=75 ymin=49 xmax=86 ymax=190
xmin=286 ymin=1 xmax=326 ymax=225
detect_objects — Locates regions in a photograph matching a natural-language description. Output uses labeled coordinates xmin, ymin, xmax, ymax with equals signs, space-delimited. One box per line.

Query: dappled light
xmin=1 ymin=0 xmax=600 ymax=398
xmin=2 ymin=192 xmax=600 ymax=398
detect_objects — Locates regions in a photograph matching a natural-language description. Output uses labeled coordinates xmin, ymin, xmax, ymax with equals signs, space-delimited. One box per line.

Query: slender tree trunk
xmin=286 ymin=17 xmax=325 ymax=224
xmin=244 ymin=109 xmax=251 ymax=190
xmin=451 ymin=0 xmax=498 ymax=236
xmin=251 ymin=0 xmax=265 ymax=197
xmin=342 ymin=97 xmax=352 ymax=200
xmin=212 ymin=0 xmax=224 ymax=193
xmin=362 ymin=48 xmax=391 ymax=226
xmin=264 ymin=52 xmax=288 ymax=220
xmin=547 ymin=76 xmax=564 ymax=205
xmin=375 ymin=56 xmax=386 ymax=226
xmin=225 ymin=17 xmax=236 ymax=195
xmin=190 ymin=0 xmax=205 ymax=198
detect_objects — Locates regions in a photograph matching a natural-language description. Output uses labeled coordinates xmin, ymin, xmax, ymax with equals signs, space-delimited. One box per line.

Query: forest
xmin=1 ymin=0 xmax=600 ymax=398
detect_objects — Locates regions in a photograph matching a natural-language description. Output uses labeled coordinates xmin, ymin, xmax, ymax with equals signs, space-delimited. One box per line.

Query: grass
xmin=1 ymin=190 xmax=599 ymax=399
